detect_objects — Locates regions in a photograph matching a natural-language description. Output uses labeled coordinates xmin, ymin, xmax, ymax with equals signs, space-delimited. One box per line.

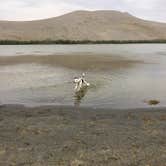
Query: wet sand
xmin=0 ymin=105 xmax=165 ymax=166
xmin=0 ymin=53 xmax=144 ymax=70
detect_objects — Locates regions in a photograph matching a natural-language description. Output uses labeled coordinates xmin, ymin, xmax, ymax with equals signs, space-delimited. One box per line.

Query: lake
xmin=0 ymin=44 xmax=166 ymax=109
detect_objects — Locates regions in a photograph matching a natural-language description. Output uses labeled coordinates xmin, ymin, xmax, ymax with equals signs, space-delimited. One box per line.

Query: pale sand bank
xmin=0 ymin=53 xmax=144 ymax=70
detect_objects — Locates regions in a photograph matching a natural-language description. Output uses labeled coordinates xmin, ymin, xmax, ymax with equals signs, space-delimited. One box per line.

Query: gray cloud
xmin=0 ymin=0 xmax=166 ymax=22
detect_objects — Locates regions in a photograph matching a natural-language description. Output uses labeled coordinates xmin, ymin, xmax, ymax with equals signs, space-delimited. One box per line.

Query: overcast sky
xmin=0 ymin=0 xmax=165 ymax=22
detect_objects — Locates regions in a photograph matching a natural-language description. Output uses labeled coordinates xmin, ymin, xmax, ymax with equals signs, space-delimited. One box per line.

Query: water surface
xmin=0 ymin=44 xmax=166 ymax=109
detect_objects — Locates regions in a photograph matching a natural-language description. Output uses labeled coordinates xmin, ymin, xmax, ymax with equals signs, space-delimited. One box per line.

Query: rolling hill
xmin=0 ymin=10 xmax=166 ymax=41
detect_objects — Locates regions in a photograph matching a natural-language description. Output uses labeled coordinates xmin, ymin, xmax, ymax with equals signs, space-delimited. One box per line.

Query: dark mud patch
xmin=144 ymin=100 xmax=160 ymax=105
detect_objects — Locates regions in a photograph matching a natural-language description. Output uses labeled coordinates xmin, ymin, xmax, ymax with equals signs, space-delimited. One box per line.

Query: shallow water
xmin=0 ymin=44 xmax=166 ymax=109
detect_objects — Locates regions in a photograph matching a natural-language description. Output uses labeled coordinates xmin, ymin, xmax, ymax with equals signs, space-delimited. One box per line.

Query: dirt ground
xmin=0 ymin=105 xmax=165 ymax=166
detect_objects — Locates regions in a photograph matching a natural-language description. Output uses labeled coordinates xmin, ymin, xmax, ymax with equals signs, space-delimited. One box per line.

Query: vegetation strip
xmin=1 ymin=39 xmax=166 ymax=45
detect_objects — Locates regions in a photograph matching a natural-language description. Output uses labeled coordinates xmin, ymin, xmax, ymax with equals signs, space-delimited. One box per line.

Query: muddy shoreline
xmin=0 ymin=105 xmax=165 ymax=166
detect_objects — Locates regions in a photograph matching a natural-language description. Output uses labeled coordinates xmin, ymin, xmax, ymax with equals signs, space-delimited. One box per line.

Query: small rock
xmin=144 ymin=100 xmax=160 ymax=105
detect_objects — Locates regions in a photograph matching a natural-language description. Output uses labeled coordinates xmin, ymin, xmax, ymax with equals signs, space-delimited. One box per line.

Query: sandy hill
xmin=0 ymin=10 xmax=166 ymax=41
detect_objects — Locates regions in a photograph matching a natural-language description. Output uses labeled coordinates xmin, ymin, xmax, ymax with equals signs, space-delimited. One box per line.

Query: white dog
xmin=74 ymin=73 xmax=90 ymax=92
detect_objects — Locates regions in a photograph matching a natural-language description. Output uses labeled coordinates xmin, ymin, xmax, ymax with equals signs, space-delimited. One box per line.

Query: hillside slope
xmin=0 ymin=10 xmax=166 ymax=41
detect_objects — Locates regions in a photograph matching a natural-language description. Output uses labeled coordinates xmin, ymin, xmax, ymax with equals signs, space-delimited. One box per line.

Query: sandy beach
xmin=0 ymin=105 xmax=165 ymax=166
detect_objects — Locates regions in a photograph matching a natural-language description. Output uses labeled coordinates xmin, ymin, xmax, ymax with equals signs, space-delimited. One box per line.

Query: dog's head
xmin=73 ymin=77 xmax=79 ymax=83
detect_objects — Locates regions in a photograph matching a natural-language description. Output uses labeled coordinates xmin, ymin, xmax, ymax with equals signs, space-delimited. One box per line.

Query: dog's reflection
xmin=74 ymin=86 xmax=88 ymax=108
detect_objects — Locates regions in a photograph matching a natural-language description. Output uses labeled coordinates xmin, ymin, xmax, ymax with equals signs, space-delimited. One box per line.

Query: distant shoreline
xmin=0 ymin=39 xmax=166 ymax=45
